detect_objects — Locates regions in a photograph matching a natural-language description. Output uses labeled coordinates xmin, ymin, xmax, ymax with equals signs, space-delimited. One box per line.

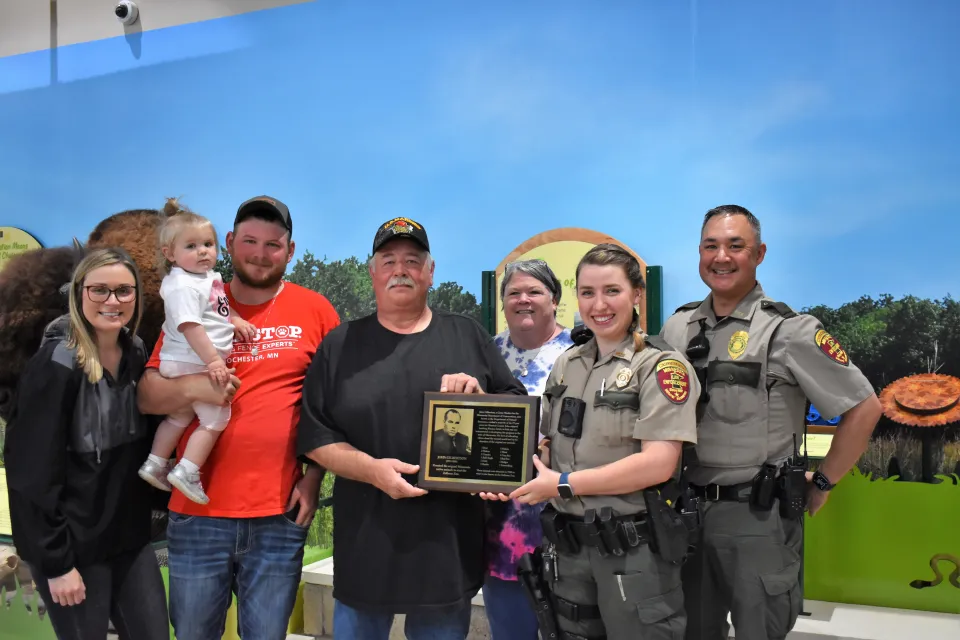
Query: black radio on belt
xmin=557 ymin=397 xmax=586 ymax=439
xmin=777 ymin=434 xmax=808 ymax=520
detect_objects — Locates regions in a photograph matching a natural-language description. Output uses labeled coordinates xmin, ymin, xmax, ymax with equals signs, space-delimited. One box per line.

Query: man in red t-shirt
xmin=137 ymin=196 xmax=339 ymax=640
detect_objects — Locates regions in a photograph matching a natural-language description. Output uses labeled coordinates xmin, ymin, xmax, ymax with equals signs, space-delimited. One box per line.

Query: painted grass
xmin=804 ymin=466 xmax=960 ymax=614
xmin=1 ymin=544 xmax=333 ymax=640
xmin=0 ymin=576 xmax=57 ymax=640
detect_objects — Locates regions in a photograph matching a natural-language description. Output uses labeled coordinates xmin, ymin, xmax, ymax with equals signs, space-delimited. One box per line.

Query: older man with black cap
xmin=138 ymin=195 xmax=341 ymax=640
xmin=297 ymin=217 xmax=526 ymax=639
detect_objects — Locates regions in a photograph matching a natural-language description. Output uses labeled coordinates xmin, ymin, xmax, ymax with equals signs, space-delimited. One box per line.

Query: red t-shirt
xmin=146 ymin=281 xmax=340 ymax=518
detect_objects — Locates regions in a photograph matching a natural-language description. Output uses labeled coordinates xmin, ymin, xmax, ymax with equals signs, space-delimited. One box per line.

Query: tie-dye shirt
xmin=486 ymin=327 xmax=574 ymax=580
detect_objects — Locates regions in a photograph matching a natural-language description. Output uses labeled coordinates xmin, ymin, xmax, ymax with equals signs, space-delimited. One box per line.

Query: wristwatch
xmin=812 ymin=470 xmax=836 ymax=492
xmin=558 ymin=472 xmax=575 ymax=499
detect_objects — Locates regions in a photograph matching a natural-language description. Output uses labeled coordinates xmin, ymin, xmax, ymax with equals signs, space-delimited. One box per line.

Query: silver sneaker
xmin=167 ymin=463 xmax=210 ymax=505
xmin=138 ymin=458 xmax=172 ymax=491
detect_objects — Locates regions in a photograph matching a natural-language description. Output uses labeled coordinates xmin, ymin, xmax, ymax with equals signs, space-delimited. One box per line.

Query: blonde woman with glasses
xmin=4 ymin=247 xmax=169 ymax=640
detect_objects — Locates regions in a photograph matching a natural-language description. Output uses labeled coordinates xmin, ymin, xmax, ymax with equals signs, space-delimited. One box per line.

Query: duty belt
xmin=541 ymin=504 xmax=651 ymax=555
xmin=690 ymin=481 xmax=753 ymax=502
xmin=568 ymin=514 xmax=649 ymax=548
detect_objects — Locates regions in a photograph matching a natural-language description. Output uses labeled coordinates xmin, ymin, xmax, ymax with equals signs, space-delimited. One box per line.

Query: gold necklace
xmin=250 ymin=281 xmax=284 ymax=357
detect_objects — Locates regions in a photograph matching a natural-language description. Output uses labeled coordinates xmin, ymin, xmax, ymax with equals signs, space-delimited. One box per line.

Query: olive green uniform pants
xmin=681 ymin=501 xmax=803 ymax=640
xmin=551 ymin=540 xmax=685 ymax=640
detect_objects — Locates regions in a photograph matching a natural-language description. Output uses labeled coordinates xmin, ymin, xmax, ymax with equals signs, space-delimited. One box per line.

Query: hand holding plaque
xmin=439 ymin=372 xmax=486 ymax=395
xmin=370 ymin=458 xmax=429 ymax=500
xmin=418 ymin=391 xmax=541 ymax=494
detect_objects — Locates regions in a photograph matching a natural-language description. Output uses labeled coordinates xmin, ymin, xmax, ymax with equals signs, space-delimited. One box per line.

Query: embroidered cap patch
xmin=815 ymin=329 xmax=849 ymax=366
xmin=655 ymin=359 xmax=691 ymax=404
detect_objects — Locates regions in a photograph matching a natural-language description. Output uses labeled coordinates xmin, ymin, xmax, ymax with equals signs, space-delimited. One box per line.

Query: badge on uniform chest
xmin=727 ymin=330 xmax=748 ymax=360
xmin=615 ymin=366 xmax=632 ymax=388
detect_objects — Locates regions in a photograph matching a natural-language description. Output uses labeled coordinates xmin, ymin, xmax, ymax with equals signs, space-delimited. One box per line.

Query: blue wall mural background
xmin=1 ymin=0 xmax=959 ymax=629
xmin=1 ymin=0 xmax=957 ymax=314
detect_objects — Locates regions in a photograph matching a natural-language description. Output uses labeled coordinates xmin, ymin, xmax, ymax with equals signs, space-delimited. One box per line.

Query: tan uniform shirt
xmin=660 ymin=283 xmax=875 ymax=486
xmin=541 ymin=334 xmax=699 ymax=517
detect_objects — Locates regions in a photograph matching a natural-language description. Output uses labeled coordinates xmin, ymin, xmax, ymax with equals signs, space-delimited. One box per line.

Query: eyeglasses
xmin=84 ymin=285 xmax=137 ymax=303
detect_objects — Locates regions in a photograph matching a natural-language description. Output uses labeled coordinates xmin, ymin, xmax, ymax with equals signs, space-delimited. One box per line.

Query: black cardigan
xmin=4 ymin=317 xmax=156 ymax=578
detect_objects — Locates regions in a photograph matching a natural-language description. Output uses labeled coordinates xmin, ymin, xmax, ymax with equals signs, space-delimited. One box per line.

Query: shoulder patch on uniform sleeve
xmin=655 ymin=358 xmax=691 ymax=404
xmin=676 ymin=300 xmax=701 ymax=312
xmin=814 ymin=329 xmax=849 ymax=366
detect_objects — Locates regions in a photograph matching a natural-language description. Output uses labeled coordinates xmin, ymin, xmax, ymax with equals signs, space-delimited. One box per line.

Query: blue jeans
xmin=483 ymin=576 xmax=540 ymax=640
xmin=166 ymin=510 xmax=308 ymax=640
xmin=333 ymin=599 xmax=473 ymax=640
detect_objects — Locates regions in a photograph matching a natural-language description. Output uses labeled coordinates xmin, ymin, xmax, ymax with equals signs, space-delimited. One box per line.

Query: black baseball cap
xmin=372 ymin=217 xmax=430 ymax=254
xmin=235 ymin=196 xmax=292 ymax=235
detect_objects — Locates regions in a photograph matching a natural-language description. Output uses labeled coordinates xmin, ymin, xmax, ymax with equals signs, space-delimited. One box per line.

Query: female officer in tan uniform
xmin=487 ymin=243 xmax=699 ymax=640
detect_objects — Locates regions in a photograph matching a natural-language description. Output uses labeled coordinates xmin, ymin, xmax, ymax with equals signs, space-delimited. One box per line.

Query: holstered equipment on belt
xmin=540 ymin=505 xmax=649 ymax=556
xmin=750 ymin=463 xmax=778 ymax=510
xmin=581 ymin=509 xmax=608 ymax=557
xmin=540 ymin=508 xmax=581 ymax=555
xmin=778 ymin=463 xmax=807 ymax=519
xmin=518 ymin=548 xmax=606 ymax=640
xmin=663 ymin=477 xmax=702 ymax=552
xmin=778 ymin=433 xmax=808 ymax=520
xmin=643 ymin=483 xmax=691 ymax=564
xmin=517 ymin=550 xmax=561 ymax=640
xmin=597 ymin=507 xmax=625 ymax=557
xmin=690 ymin=436 xmax=809 ymax=520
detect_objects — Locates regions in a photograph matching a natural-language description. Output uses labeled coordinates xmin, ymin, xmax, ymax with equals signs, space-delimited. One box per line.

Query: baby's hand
xmin=207 ymin=358 xmax=229 ymax=387
xmin=232 ymin=317 xmax=257 ymax=343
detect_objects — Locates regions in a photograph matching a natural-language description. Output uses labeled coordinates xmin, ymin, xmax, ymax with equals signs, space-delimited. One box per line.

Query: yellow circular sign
xmin=494 ymin=229 xmax=647 ymax=335
xmin=496 ymin=240 xmax=595 ymax=333
xmin=0 ymin=227 xmax=43 ymax=274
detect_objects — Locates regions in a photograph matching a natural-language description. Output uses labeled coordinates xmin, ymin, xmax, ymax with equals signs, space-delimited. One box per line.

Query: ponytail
xmin=156 ymin=197 xmax=217 ymax=275
xmin=630 ymin=308 xmax=646 ymax=351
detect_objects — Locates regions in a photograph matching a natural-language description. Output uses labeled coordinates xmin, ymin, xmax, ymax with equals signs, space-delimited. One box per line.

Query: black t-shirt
xmin=296 ymin=310 xmax=526 ymax=614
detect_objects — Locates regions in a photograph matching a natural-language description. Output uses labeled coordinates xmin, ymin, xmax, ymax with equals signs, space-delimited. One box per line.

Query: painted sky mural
xmin=0 ymin=2 xmax=958 ymax=628
xmin=0 ymin=0 xmax=957 ymax=314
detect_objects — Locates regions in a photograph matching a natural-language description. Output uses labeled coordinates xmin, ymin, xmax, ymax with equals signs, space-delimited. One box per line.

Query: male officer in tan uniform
xmin=660 ymin=205 xmax=882 ymax=640
xmin=513 ymin=327 xmax=700 ymax=639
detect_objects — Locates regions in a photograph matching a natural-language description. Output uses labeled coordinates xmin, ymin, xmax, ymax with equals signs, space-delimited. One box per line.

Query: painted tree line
xmin=216 ymin=249 xmax=482 ymax=323
xmin=804 ymin=294 xmax=960 ymax=390
xmin=216 ymin=249 xmax=959 ymax=388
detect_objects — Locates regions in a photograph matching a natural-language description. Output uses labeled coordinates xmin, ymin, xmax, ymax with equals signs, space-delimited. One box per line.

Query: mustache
xmin=388 ymin=276 xmax=416 ymax=289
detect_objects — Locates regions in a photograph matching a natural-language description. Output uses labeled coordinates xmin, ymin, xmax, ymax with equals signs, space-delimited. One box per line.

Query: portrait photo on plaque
xmin=432 ymin=407 xmax=474 ymax=457
xmin=418 ymin=392 xmax=540 ymax=494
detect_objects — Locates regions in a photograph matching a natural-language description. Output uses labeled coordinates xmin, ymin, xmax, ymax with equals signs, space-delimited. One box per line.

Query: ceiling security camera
xmin=115 ymin=1 xmax=139 ymax=26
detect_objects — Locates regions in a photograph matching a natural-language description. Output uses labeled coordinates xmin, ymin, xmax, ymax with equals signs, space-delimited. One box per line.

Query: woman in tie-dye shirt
xmin=483 ymin=259 xmax=573 ymax=640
